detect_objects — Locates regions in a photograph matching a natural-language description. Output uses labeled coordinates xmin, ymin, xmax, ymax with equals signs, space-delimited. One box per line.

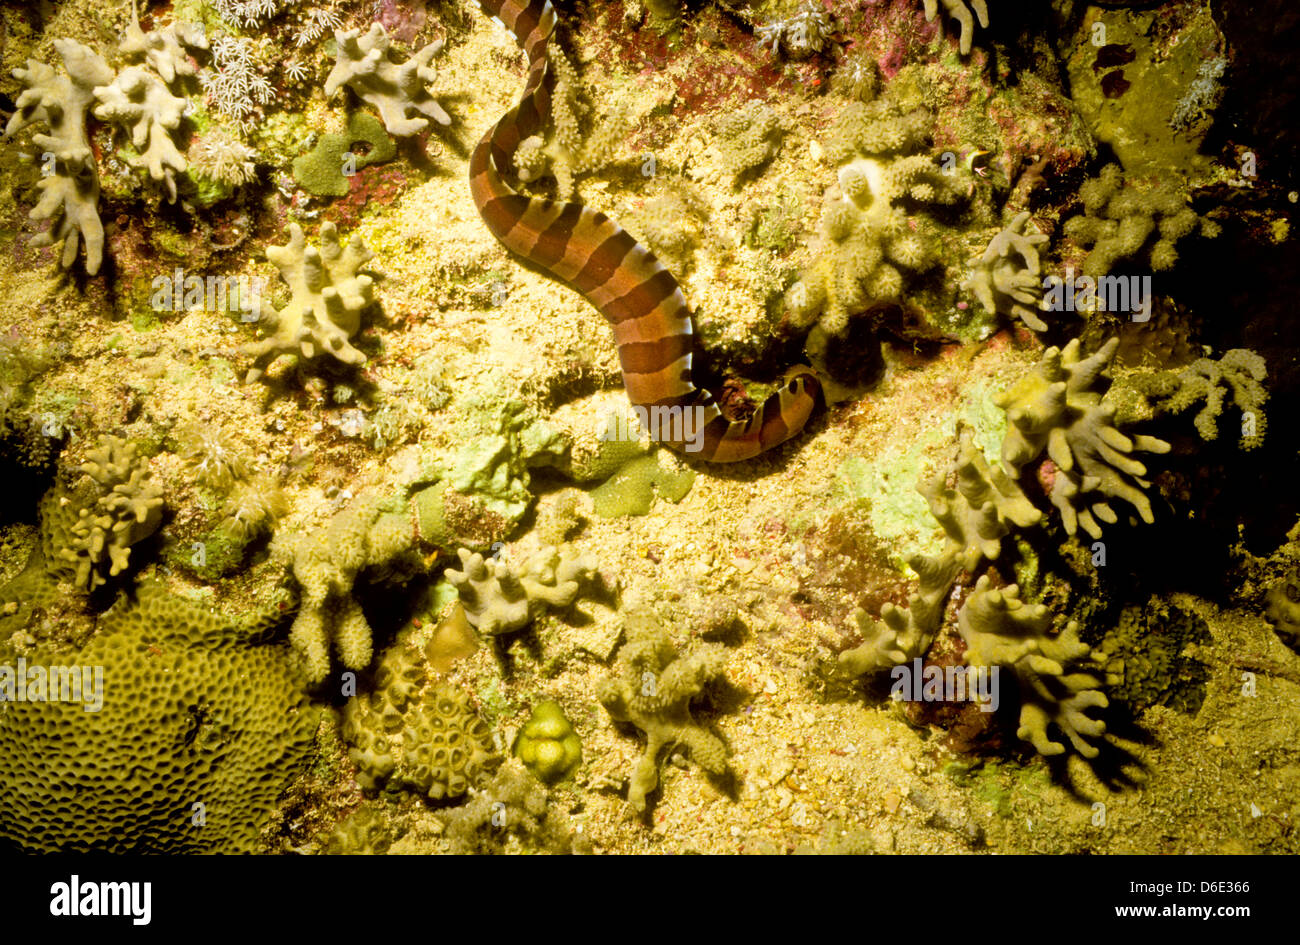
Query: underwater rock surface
xmin=0 ymin=0 xmax=1296 ymax=856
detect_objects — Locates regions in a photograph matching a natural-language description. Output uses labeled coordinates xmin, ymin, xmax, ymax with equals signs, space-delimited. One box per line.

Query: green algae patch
xmin=292 ymin=112 xmax=396 ymax=197
xmin=833 ymin=385 xmax=1009 ymax=565
xmin=590 ymin=451 xmax=695 ymax=518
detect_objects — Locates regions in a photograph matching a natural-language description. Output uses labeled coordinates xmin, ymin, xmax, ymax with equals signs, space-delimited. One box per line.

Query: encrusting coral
xmin=324 ymin=23 xmax=451 ymax=137
xmin=922 ymin=0 xmax=990 ymax=57
xmin=445 ymin=544 xmax=599 ymax=637
xmin=242 ymin=222 xmax=377 ymax=381
xmin=1120 ymin=349 xmax=1268 ymax=450
xmin=958 ymin=577 xmax=1113 ymax=758
xmin=6 ymin=39 xmax=115 ymax=275
xmin=965 ymin=211 xmax=1050 ymax=332
xmin=1062 ymin=164 xmax=1220 ymax=277
xmin=0 ymin=583 xmax=316 ymax=853
xmin=38 ymin=434 xmax=164 ymax=592
xmin=598 ymin=611 xmax=730 ymax=812
xmin=995 ymin=338 xmax=1171 ymax=540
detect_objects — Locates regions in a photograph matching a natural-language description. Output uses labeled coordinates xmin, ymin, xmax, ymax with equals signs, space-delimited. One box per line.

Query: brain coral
xmin=0 ymin=584 xmax=316 ymax=853
xmin=39 ymin=434 xmax=164 ymax=592
xmin=340 ymin=627 xmax=499 ymax=801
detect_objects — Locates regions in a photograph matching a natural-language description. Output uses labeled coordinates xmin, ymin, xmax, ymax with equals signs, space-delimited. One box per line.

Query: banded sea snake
xmin=470 ymin=0 xmax=823 ymax=463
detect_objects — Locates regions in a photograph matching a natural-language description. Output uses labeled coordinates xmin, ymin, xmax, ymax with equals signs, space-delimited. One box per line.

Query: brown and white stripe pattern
xmin=470 ymin=0 xmax=821 ymax=462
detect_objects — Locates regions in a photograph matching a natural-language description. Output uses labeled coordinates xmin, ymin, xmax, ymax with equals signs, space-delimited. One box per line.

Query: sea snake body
xmin=469 ymin=0 xmax=822 ymax=463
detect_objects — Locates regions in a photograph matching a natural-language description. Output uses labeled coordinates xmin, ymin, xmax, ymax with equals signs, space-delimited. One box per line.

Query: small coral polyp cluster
xmin=0 ymin=0 xmax=1293 ymax=856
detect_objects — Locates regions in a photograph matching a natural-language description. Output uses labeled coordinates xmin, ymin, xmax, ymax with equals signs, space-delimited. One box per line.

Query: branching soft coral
xmin=958 ymin=577 xmax=1111 ymax=758
xmin=445 ymin=545 xmax=598 ymax=636
xmin=6 ymin=40 xmax=114 ymax=275
xmin=324 ymin=23 xmax=451 ymax=137
xmin=92 ymin=66 xmax=189 ymax=201
xmin=995 ymin=338 xmax=1171 ymax=539
xmin=1123 ymin=349 xmax=1268 ymax=450
xmin=788 ymin=79 xmax=967 ymax=334
xmin=1062 ymin=164 xmax=1220 ymax=277
xmin=242 ymin=222 xmax=377 ymax=380
xmin=965 ymin=210 xmax=1050 ymax=332
xmin=598 ymin=611 xmax=730 ymax=812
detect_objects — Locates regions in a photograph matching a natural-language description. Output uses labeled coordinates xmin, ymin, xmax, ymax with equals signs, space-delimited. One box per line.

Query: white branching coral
xmin=995 ymin=338 xmax=1171 ymax=539
xmin=922 ymin=0 xmax=990 ymax=56
xmin=445 ymin=545 xmax=599 ymax=637
xmin=324 ymin=23 xmax=451 ymax=137
xmin=212 ymin=0 xmax=283 ymax=29
xmin=6 ymin=39 xmax=115 ymax=274
xmin=92 ymin=66 xmax=189 ymax=201
xmin=294 ymin=6 xmax=345 ymax=48
xmin=965 ymin=210 xmax=1050 ymax=332
xmin=203 ymin=35 xmax=275 ymax=130
xmin=241 ymin=222 xmax=376 ymax=380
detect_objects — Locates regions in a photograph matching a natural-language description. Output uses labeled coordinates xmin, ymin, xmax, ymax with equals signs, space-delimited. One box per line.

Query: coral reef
xmin=445 ymin=544 xmax=598 ymax=637
xmin=995 ymin=338 xmax=1171 ymax=540
xmin=965 ymin=211 xmax=1051 ymax=332
xmin=0 ymin=583 xmax=316 ymax=853
xmin=340 ymin=628 xmax=499 ymax=800
xmin=6 ymin=39 xmax=115 ymax=274
xmin=1062 ymin=164 xmax=1220 ymax=276
xmin=324 ymin=24 xmax=451 ymax=137
xmin=241 ymin=222 xmax=377 ymax=380
xmin=598 ymin=611 xmax=730 ymax=812
xmin=38 ymin=435 xmax=164 ymax=592
xmin=958 ymin=577 xmax=1112 ymax=758
xmin=513 ymin=700 xmax=582 ymax=783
